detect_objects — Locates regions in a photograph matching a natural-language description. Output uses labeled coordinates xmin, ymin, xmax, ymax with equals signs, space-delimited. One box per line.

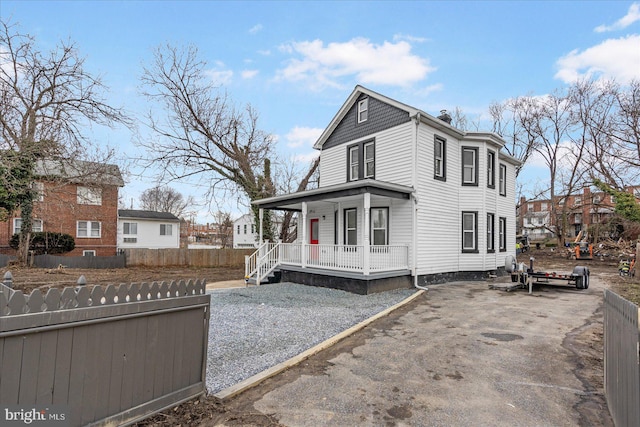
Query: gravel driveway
xmin=206 ymin=283 xmax=415 ymax=394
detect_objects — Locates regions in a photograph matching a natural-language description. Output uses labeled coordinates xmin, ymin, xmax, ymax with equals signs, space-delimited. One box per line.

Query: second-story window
xmin=499 ymin=164 xmax=507 ymax=196
xmin=357 ymin=98 xmax=368 ymax=123
xmin=77 ymin=186 xmax=102 ymax=205
xmin=434 ymin=136 xmax=446 ymax=181
xmin=160 ymin=224 xmax=173 ymax=236
xmin=364 ymin=142 xmax=375 ymax=178
xmin=462 ymin=147 xmax=478 ymax=186
xmin=347 ymin=140 xmax=375 ymax=182
xmin=487 ymin=150 xmax=495 ymax=188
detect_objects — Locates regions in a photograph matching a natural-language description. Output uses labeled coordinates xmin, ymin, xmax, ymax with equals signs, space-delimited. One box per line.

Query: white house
xmin=248 ymin=86 xmax=520 ymax=294
xmin=233 ymin=213 xmax=259 ymax=249
xmin=117 ymin=210 xmax=181 ymax=249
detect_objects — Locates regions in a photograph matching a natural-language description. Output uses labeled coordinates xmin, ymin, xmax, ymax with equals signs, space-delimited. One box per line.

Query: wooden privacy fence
xmin=0 ymin=278 xmax=211 ymax=427
xmin=604 ymin=289 xmax=640 ymax=427
xmin=123 ymin=248 xmax=254 ymax=267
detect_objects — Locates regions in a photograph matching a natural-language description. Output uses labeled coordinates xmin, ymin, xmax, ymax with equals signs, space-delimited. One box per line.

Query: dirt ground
xmin=4 ymin=250 xmax=636 ymax=426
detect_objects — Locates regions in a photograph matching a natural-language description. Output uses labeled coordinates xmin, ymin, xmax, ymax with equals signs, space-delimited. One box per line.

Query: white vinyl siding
xmin=118 ymin=218 xmax=181 ymax=249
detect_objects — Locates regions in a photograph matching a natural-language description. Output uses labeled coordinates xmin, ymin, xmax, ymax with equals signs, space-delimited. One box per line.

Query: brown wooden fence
xmin=123 ymin=248 xmax=254 ymax=267
xmin=0 ymin=278 xmax=210 ymax=426
xmin=604 ymin=289 xmax=640 ymax=427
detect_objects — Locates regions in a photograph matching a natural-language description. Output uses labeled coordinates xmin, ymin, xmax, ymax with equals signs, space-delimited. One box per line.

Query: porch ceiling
xmin=253 ymin=179 xmax=414 ymax=211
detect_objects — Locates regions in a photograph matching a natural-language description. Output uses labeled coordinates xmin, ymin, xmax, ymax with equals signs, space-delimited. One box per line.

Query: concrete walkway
xmin=241 ymin=277 xmax=612 ymax=426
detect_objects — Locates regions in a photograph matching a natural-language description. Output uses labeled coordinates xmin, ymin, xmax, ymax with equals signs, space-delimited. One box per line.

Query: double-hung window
xmin=364 ymin=142 xmax=375 ymax=178
xmin=357 ymin=98 xmax=368 ymax=123
xmin=462 ymin=147 xmax=478 ymax=186
xmin=160 ymin=224 xmax=173 ymax=236
xmin=371 ymin=207 xmax=388 ymax=245
xmin=462 ymin=211 xmax=478 ymax=253
xmin=349 ymin=146 xmax=359 ymax=181
xmin=347 ymin=140 xmax=375 ymax=181
xmin=499 ymin=217 xmax=507 ymax=252
xmin=77 ymin=186 xmax=102 ymax=205
xmin=434 ymin=136 xmax=446 ymax=181
xmin=344 ymin=209 xmax=357 ymax=245
xmin=499 ymin=164 xmax=507 ymax=196
xmin=13 ymin=218 xmax=43 ymax=234
xmin=123 ymin=222 xmax=137 ymax=243
xmin=487 ymin=213 xmax=495 ymax=253
xmin=487 ymin=150 xmax=495 ymax=188
xmin=77 ymin=221 xmax=101 ymax=238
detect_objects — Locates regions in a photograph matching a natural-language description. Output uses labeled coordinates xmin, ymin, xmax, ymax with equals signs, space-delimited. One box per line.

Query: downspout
xmin=412 ymin=112 xmax=428 ymax=292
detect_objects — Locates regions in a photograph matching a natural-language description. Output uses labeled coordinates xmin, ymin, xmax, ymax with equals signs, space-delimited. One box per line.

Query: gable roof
xmin=313 ymin=85 xmax=515 ymax=154
xmin=35 ymin=158 xmax=125 ymax=187
xmin=118 ymin=210 xmax=180 ymax=221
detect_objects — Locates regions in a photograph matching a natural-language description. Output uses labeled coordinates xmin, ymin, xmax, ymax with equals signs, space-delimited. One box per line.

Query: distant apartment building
xmin=517 ymin=185 xmax=640 ymax=240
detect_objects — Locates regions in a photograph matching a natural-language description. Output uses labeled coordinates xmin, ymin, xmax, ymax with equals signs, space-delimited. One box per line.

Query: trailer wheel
xmin=505 ymin=255 xmax=516 ymax=273
xmin=573 ymin=266 xmax=589 ymax=289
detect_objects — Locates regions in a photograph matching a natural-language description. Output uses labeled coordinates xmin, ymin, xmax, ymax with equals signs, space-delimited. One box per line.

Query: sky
xmin=2 ymin=0 xmax=639 ymax=223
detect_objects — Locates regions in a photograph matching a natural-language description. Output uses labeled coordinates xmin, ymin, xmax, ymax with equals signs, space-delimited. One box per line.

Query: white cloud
xmin=595 ymin=3 xmax=640 ymax=32
xmin=285 ymin=126 xmax=323 ymax=148
xmin=555 ymin=35 xmax=640 ymax=83
xmin=241 ymin=69 xmax=259 ymax=79
xmin=414 ymin=83 xmax=444 ymax=97
xmin=204 ymin=61 xmax=233 ymax=85
xmin=276 ymin=38 xmax=435 ymax=90
xmin=393 ymin=33 xmax=429 ymax=43
xmin=249 ymin=24 xmax=263 ymax=34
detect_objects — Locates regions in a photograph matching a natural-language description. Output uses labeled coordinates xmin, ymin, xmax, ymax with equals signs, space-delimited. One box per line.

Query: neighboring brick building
xmin=517 ymin=185 xmax=640 ymax=241
xmin=0 ymin=159 xmax=124 ymax=256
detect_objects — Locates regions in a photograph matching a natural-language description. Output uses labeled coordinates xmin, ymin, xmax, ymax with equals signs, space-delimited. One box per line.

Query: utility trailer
xmin=497 ymin=256 xmax=590 ymax=294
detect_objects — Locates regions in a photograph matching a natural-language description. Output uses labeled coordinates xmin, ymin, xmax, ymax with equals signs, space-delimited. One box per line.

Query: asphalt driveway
xmin=217 ymin=275 xmax=613 ymax=426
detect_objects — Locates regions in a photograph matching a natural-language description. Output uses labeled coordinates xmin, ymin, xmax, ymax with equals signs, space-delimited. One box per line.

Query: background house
xmin=0 ymin=159 xmax=124 ymax=256
xmin=517 ymin=185 xmax=640 ymax=240
xmin=233 ymin=213 xmax=259 ymax=249
xmin=117 ymin=210 xmax=181 ymax=249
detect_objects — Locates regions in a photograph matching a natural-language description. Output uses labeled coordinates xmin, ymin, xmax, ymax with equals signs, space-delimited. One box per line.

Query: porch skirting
xmin=415 ymin=266 xmax=507 ymax=287
xmin=279 ymin=266 xmax=412 ymax=295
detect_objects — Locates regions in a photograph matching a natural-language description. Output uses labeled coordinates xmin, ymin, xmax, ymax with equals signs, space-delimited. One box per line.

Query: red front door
xmin=310 ymin=218 xmax=319 ymax=244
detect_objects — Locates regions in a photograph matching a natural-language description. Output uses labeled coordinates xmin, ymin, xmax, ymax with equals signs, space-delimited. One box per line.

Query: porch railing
xmin=245 ymin=243 xmax=409 ymax=283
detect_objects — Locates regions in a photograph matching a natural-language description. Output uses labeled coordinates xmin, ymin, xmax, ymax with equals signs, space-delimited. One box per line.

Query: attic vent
xmin=437 ymin=110 xmax=452 ymax=124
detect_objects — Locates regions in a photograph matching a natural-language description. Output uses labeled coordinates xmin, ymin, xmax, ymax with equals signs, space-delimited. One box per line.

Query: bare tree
xmin=139 ymin=186 xmax=192 ymax=218
xmin=138 ymin=44 xmax=281 ymax=241
xmin=211 ymin=210 xmax=234 ymax=248
xmin=0 ymin=20 xmax=129 ymax=263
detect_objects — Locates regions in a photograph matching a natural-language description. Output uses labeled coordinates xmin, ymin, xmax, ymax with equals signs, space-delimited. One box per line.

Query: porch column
xmin=363 ymin=193 xmax=370 ymax=275
xmin=259 ymin=208 xmax=264 ymax=244
xmin=301 ymin=202 xmax=307 ymax=268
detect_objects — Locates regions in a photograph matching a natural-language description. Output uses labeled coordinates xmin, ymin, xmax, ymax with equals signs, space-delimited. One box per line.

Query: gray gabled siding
xmin=323 ymin=94 xmax=411 ymax=149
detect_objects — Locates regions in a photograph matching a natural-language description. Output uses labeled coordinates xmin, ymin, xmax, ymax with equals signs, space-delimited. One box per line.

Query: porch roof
xmin=253 ymin=179 xmax=414 ymax=211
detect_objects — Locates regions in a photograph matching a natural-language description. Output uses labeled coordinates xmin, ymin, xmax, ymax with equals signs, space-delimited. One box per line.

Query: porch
xmin=245 ymin=242 xmax=412 ymax=294
xmin=246 ymin=180 xmax=416 ymax=293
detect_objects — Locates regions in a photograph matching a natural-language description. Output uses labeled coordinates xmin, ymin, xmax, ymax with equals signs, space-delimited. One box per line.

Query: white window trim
xmin=83 ymin=250 xmax=96 ymax=256
xmin=123 ymin=222 xmax=138 ymax=235
xmin=77 ymin=220 xmax=101 ymax=238
xmin=462 ymin=211 xmax=478 ymax=252
xmin=13 ymin=218 xmax=43 ymax=234
xmin=160 ymin=224 xmax=173 ymax=236
xmin=77 ymin=186 xmax=102 ymax=206
xmin=345 ymin=208 xmax=357 ymax=245
xmin=357 ymin=98 xmax=368 ymax=123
